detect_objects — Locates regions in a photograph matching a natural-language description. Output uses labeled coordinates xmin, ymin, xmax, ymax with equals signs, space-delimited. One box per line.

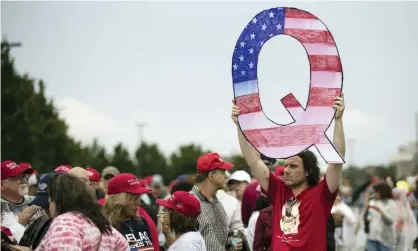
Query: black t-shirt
xmin=118 ymin=217 xmax=155 ymax=251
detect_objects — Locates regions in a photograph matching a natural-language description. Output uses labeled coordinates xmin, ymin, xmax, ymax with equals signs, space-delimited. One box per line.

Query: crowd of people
xmin=1 ymin=94 xmax=417 ymax=251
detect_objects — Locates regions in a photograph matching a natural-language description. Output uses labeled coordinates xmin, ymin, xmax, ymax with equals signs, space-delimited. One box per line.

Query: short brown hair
xmin=163 ymin=207 xmax=199 ymax=235
xmin=373 ymin=181 xmax=393 ymax=200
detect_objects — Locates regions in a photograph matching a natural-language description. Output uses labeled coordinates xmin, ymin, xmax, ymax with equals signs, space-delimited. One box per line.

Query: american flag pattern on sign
xmin=232 ymin=7 xmax=344 ymax=164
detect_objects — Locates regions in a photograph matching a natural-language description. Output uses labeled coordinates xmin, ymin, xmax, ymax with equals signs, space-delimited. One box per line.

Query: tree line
xmin=1 ymin=39 xmax=397 ymax=188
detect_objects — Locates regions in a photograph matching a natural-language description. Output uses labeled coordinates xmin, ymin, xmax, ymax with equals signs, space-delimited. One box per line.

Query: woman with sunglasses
xmin=157 ymin=191 xmax=206 ymax=251
xmin=7 ymin=173 xmax=129 ymax=251
xmin=103 ymin=173 xmax=156 ymax=251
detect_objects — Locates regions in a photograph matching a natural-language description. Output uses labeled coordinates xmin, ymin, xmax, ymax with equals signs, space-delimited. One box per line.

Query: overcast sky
xmin=2 ymin=1 xmax=417 ymax=169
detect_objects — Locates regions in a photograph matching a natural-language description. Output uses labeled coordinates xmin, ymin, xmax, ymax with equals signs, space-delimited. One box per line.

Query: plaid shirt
xmin=190 ymin=186 xmax=229 ymax=251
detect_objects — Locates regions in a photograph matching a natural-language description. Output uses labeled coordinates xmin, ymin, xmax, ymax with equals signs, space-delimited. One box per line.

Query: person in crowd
xmin=158 ymin=180 xmax=195 ymax=251
xmin=396 ymin=176 xmax=409 ymax=193
xmin=227 ymin=171 xmax=251 ymax=201
xmin=385 ymin=176 xmax=395 ymax=188
xmin=1 ymin=161 xmax=42 ymax=239
xmin=86 ymin=167 xmax=105 ymax=199
xmin=392 ymin=187 xmax=418 ymax=251
xmin=18 ymin=173 xmax=54 ymax=249
xmin=246 ymin=195 xmax=270 ymax=251
xmin=101 ymin=166 xmax=120 ymax=194
xmin=241 ymin=155 xmax=275 ymax=227
xmin=18 ymin=163 xmax=36 ymax=197
xmin=53 ymin=165 xmax=72 ymax=173
xmin=331 ymin=194 xmax=357 ymax=251
xmin=170 ymin=180 xmax=194 ymax=194
xmin=97 ymin=175 xmax=159 ymax=250
xmin=103 ymin=173 xmax=158 ymax=251
xmin=152 ymin=174 xmax=168 ymax=200
xmin=156 ymin=191 xmax=207 ymax=251
xmin=190 ymin=152 xmax=245 ymax=251
xmin=145 ymin=175 xmax=164 ymax=225
xmin=1 ymin=161 xmax=35 ymax=217
xmin=68 ymin=166 xmax=96 ymax=197
xmin=6 ymin=173 xmax=129 ymax=251
xmin=231 ymin=93 xmax=346 ymax=251
xmin=364 ymin=181 xmax=397 ymax=251
xmin=217 ymin=175 xmax=245 ymax=232
xmin=241 ymin=182 xmax=259 ymax=227
xmin=339 ymin=179 xmax=352 ymax=204
xmin=26 ymin=173 xmax=40 ymax=197
xmin=252 ymin=167 xmax=284 ymax=251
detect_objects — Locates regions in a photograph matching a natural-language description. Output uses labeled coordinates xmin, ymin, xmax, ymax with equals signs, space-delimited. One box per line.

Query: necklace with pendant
xmin=122 ymin=219 xmax=134 ymax=233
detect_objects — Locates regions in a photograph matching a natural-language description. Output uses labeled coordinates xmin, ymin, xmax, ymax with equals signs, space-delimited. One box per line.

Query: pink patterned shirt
xmin=35 ymin=212 xmax=129 ymax=251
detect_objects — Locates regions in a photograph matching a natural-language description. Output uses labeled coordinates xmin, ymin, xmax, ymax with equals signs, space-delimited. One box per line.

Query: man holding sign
xmin=231 ymin=93 xmax=346 ymax=251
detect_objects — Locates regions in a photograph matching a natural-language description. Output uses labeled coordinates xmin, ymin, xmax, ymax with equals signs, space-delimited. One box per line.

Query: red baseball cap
xmin=86 ymin=168 xmax=100 ymax=182
xmin=19 ymin=162 xmax=32 ymax=169
xmin=54 ymin=165 xmax=72 ymax=173
xmin=107 ymin=173 xmax=151 ymax=195
xmin=197 ymin=153 xmax=234 ymax=174
xmin=156 ymin=191 xmax=201 ymax=217
xmin=1 ymin=160 xmax=34 ymax=180
xmin=275 ymin=166 xmax=285 ymax=176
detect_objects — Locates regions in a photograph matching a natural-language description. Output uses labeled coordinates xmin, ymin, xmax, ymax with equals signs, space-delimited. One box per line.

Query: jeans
xmin=366 ymin=240 xmax=394 ymax=251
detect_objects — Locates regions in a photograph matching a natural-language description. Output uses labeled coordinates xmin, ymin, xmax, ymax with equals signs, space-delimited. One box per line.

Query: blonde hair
xmin=103 ymin=192 xmax=141 ymax=229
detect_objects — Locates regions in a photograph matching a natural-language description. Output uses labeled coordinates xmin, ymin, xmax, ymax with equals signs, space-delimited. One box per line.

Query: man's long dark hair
xmin=296 ymin=150 xmax=320 ymax=187
xmin=48 ymin=174 xmax=112 ymax=234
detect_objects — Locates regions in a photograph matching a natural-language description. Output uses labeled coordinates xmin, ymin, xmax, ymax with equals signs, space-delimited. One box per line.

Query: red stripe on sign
xmin=309 ymin=55 xmax=342 ymax=72
xmin=284 ymin=29 xmax=334 ymax=44
xmin=236 ymin=93 xmax=262 ymax=114
xmin=243 ymin=124 xmax=328 ymax=148
xmin=307 ymin=87 xmax=341 ymax=107
xmin=285 ymin=9 xmax=318 ymax=19
xmin=281 ymin=93 xmax=302 ymax=108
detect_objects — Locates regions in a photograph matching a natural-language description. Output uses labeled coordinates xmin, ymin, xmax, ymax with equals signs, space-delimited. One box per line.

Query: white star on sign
xmin=233 ymin=64 xmax=238 ymax=70
xmin=241 ymin=70 xmax=246 ymax=76
xmin=269 ymin=12 xmax=275 ymax=18
xmin=276 ymin=24 xmax=282 ymax=30
xmin=269 ymin=33 xmax=273 ymax=37
xmin=252 ymin=17 xmax=257 ymax=24
xmin=261 ymin=24 xmax=267 ymax=30
xmin=248 ymin=48 xmax=254 ymax=54
xmin=250 ymin=33 xmax=256 ymax=39
xmin=239 ymin=55 xmax=244 ymax=61
xmin=260 ymin=41 xmax=264 ymax=46
xmin=249 ymin=62 xmax=254 ymax=68
xmin=240 ymin=41 xmax=246 ymax=47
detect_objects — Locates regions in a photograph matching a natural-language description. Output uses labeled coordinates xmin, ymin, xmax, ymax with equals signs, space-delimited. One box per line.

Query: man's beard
xmin=18 ymin=184 xmax=29 ymax=196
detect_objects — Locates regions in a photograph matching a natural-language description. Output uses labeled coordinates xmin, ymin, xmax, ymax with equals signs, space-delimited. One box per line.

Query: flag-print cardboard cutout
xmin=232 ymin=7 xmax=345 ymax=164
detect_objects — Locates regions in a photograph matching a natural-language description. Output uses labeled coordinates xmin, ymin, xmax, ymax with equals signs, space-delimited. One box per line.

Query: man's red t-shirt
xmin=263 ymin=172 xmax=337 ymax=251
xmin=98 ymin=198 xmax=160 ymax=251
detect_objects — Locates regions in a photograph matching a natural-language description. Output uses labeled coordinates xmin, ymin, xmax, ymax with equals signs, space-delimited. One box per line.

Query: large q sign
xmin=232 ymin=7 xmax=344 ymax=164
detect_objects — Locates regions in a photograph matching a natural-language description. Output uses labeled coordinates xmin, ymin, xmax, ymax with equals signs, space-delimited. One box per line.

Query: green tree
xmin=83 ymin=138 xmax=111 ymax=172
xmin=169 ymin=143 xmax=209 ymax=181
xmin=227 ymin=154 xmax=250 ymax=174
xmin=134 ymin=142 xmax=168 ymax=180
xmin=109 ymin=143 xmax=135 ymax=174
xmin=1 ymin=40 xmax=84 ymax=172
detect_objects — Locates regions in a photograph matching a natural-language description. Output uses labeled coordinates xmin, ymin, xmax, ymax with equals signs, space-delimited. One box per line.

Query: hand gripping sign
xmin=232 ymin=7 xmax=345 ymax=164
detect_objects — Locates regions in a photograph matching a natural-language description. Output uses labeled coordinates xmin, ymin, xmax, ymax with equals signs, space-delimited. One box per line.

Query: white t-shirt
xmin=168 ymin=231 xmax=207 ymax=251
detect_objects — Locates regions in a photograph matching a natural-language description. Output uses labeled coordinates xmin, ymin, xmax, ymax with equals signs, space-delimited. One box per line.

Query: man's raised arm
xmin=232 ymin=101 xmax=270 ymax=192
xmin=326 ymin=93 xmax=346 ymax=193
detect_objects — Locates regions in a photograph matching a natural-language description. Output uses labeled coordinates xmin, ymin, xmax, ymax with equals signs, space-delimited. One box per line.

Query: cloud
xmin=55 ymin=98 xmax=115 ymax=141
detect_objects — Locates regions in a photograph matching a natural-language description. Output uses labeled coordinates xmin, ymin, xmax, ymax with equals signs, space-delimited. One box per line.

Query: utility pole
xmin=136 ymin=122 xmax=148 ymax=145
